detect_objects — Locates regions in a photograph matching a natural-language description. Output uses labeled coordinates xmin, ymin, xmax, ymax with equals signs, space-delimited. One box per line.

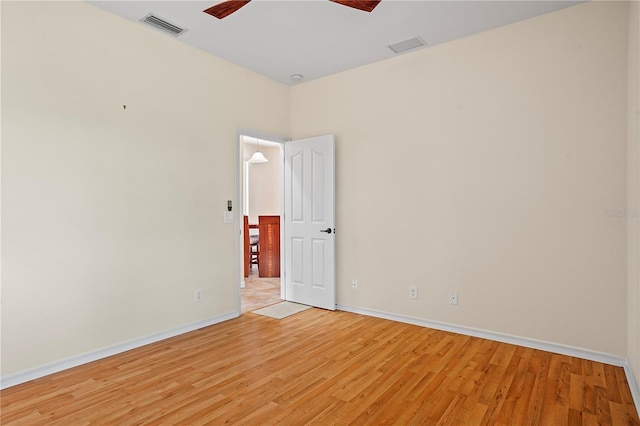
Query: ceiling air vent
xmin=387 ymin=36 xmax=425 ymax=54
xmin=139 ymin=13 xmax=186 ymax=36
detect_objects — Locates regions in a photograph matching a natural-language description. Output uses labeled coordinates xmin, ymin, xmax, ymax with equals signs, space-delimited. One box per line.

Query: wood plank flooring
xmin=2 ymin=308 xmax=639 ymax=425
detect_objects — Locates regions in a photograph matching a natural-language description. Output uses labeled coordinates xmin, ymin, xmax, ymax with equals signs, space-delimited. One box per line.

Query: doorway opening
xmin=237 ymin=132 xmax=286 ymax=314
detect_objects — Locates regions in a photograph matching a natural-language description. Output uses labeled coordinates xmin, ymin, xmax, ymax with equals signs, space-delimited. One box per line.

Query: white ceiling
xmin=89 ymin=0 xmax=583 ymax=85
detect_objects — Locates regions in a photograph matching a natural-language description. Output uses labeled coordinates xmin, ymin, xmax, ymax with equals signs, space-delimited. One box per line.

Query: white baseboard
xmin=337 ymin=303 xmax=640 ymax=414
xmin=623 ymin=361 xmax=640 ymax=416
xmin=0 ymin=311 xmax=239 ymax=390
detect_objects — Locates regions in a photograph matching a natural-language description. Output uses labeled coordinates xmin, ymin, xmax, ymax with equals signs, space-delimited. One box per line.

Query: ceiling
xmin=89 ymin=0 xmax=583 ymax=86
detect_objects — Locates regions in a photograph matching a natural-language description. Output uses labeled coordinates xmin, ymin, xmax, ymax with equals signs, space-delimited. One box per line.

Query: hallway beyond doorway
xmin=241 ymin=271 xmax=281 ymax=313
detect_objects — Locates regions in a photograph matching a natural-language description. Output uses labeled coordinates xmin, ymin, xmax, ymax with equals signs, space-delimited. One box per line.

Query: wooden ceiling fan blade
xmin=203 ymin=0 xmax=251 ymax=19
xmin=330 ymin=0 xmax=381 ymax=13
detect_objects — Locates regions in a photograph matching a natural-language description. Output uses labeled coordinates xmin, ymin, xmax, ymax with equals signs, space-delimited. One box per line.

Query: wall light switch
xmin=224 ymin=212 xmax=233 ymax=223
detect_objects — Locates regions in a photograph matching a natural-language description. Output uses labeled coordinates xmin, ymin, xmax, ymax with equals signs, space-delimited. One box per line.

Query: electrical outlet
xmin=194 ymin=288 xmax=202 ymax=303
xmin=410 ymin=286 xmax=418 ymax=299
xmin=352 ymin=279 xmax=358 ymax=289
xmin=449 ymin=291 xmax=458 ymax=305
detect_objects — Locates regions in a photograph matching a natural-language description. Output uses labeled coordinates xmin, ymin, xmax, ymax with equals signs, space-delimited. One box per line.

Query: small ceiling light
xmin=290 ymin=74 xmax=304 ymax=82
xmin=248 ymin=139 xmax=268 ymax=163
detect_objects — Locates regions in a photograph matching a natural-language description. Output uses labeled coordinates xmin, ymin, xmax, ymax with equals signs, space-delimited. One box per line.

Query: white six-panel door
xmin=284 ymin=135 xmax=335 ymax=310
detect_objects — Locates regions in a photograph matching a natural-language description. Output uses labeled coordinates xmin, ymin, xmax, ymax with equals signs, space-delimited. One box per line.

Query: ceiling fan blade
xmin=203 ymin=0 xmax=251 ymax=19
xmin=330 ymin=0 xmax=381 ymax=13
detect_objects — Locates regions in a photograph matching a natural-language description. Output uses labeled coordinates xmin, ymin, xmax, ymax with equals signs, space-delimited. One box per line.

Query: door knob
xmin=320 ymin=228 xmax=333 ymax=234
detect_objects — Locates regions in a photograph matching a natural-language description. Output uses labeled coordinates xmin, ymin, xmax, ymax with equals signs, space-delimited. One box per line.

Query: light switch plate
xmin=224 ymin=212 xmax=233 ymax=223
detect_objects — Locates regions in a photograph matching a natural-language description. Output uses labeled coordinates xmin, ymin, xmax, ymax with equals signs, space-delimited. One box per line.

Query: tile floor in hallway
xmin=241 ymin=269 xmax=282 ymax=313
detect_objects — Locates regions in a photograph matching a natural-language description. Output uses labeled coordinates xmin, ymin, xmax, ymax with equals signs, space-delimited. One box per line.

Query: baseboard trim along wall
xmin=337 ymin=303 xmax=640 ymax=415
xmin=0 ymin=311 xmax=238 ymax=389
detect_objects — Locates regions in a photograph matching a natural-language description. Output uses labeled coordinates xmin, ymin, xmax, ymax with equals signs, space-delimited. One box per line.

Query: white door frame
xmin=235 ymin=129 xmax=288 ymax=314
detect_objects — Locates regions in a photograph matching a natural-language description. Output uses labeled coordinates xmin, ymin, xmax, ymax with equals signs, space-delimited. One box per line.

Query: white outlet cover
xmin=410 ymin=286 xmax=418 ymax=299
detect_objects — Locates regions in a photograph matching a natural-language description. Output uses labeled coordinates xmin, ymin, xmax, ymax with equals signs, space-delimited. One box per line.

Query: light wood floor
xmin=2 ymin=309 xmax=639 ymax=425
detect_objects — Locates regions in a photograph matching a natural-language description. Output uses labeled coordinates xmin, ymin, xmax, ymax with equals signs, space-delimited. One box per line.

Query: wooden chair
xmin=244 ymin=216 xmax=250 ymax=277
xmin=244 ymin=216 xmax=260 ymax=277
xmin=250 ymin=235 xmax=259 ymax=270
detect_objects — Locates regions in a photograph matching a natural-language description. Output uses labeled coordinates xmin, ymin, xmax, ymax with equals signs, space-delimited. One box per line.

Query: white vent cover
xmin=387 ymin=36 xmax=425 ymax=54
xmin=139 ymin=13 xmax=186 ymax=36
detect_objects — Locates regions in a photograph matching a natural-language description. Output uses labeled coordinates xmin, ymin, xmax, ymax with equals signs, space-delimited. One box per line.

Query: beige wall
xmin=1 ymin=1 xmax=289 ymax=375
xmin=628 ymin=1 xmax=640 ymax=383
xmin=2 ymin=0 xmax=637 ymax=381
xmin=243 ymin=144 xmax=281 ymax=224
xmin=291 ymin=1 xmax=629 ymax=355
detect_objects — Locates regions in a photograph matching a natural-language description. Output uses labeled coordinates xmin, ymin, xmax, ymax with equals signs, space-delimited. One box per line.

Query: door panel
xmin=291 ymin=237 xmax=304 ymax=284
xmin=284 ymin=135 xmax=335 ymax=310
xmin=312 ymin=238 xmax=326 ymax=288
